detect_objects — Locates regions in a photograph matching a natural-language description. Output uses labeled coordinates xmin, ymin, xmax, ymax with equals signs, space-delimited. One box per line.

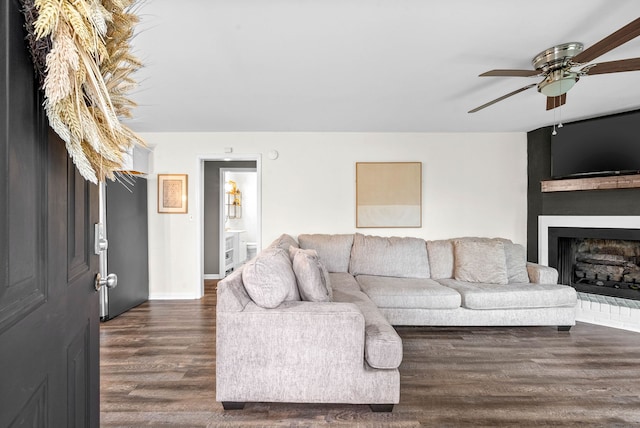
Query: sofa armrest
xmin=216 ymin=300 xmax=365 ymax=373
xmin=527 ymin=262 xmax=559 ymax=284
xmin=216 ymin=300 xmax=401 ymax=405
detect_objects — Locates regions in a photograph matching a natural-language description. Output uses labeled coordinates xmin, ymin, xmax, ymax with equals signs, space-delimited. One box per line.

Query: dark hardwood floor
xmin=101 ymin=281 xmax=640 ymax=427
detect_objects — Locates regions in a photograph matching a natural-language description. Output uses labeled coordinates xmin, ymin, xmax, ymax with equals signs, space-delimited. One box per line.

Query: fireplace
xmin=538 ymin=217 xmax=640 ymax=333
xmin=539 ymin=217 xmax=640 ymax=299
xmin=548 ymin=228 xmax=640 ymax=301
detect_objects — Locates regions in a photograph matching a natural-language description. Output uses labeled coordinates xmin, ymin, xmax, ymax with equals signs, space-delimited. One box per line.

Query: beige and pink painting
xmin=356 ymin=162 xmax=422 ymax=228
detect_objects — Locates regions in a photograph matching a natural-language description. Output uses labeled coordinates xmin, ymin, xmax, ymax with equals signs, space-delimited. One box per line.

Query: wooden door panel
xmin=68 ymin=166 xmax=92 ymax=283
xmin=0 ymin=0 xmax=47 ymax=334
xmin=67 ymin=321 xmax=91 ymax=427
xmin=8 ymin=381 xmax=47 ymax=427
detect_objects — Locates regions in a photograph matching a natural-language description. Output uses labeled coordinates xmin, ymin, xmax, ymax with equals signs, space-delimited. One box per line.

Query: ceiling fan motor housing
xmin=532 ymin=42 xmax=584 ymax=71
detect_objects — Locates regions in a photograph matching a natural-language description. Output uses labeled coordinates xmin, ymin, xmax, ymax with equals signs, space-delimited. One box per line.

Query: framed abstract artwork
xmin=158 ymin=174 xmax=188 ymax=213
xmin=356 ymin=162 xmax=422 ymax=228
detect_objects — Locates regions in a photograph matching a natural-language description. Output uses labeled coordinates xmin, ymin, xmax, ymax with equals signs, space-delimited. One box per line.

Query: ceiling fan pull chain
xmin=558 ymin=103 xmax=563 ymax=128
xmin=552 ymin=101 xmax=558 ymax=136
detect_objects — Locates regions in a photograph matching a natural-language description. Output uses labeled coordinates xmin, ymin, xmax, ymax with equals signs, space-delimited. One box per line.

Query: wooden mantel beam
xmin=541 ymin=174 xmax=640 ymax=193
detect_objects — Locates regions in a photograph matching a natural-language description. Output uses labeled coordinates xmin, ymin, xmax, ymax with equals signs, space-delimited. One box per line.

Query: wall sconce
xmin=225 ymin=180 xmax=242 ymax=219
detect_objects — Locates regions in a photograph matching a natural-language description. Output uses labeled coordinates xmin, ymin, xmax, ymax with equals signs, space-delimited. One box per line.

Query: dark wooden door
xmin=105 ymin=179 xmax=149 ymax=320
xmin=0 ymin=1 xmax=100 ymax=426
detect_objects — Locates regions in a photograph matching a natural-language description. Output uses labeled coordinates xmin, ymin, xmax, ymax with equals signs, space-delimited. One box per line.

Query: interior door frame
xmin=198 ymin=154 xmax=262 ymax=295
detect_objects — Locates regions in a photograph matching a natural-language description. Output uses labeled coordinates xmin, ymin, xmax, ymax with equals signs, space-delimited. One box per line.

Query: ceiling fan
xmin=469 ymin=17 xmax=640 ymax=113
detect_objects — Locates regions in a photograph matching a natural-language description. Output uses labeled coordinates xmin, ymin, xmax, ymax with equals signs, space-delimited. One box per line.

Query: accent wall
xmin=143 ymin=132 xmax=527 ymax=299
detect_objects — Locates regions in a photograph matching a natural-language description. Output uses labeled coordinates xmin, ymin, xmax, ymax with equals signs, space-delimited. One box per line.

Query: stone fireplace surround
xmin=539 ymin=216 xmax=640 ymax=333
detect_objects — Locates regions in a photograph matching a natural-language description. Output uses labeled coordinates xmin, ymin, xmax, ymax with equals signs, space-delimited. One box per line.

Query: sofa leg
xmin=222 ymin=402 xmax=245 ymax=410
xmin=558 ymin=325 xmax=572 ymax=332
xmin=370 ymin=404 xmax=394 ymax=412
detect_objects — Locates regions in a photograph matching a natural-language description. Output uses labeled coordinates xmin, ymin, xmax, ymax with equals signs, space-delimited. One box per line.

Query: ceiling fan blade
xmin=546 ymin=94 xmax=567 ymax=111
xmin=583 ymin=57 xmax=640 ymax=75
xmin=479 ymin=69 xmax=540 ymax=77
xmin=572 ymin=17 xmax=640 ymax=64
xmin=468 ymin=84 xmax=536 ymax=113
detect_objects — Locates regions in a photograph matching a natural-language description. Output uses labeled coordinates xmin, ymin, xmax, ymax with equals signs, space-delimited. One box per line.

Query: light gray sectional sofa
xmin=216 ymin=233 xmax=577 ymax=412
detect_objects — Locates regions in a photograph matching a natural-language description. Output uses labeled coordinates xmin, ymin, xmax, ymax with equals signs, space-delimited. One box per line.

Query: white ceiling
xmin=126 ymin=0 xmax=640 ymax=133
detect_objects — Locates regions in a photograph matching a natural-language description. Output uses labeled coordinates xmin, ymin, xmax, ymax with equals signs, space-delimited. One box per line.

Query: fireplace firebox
xmin=548 ymin=227 xmax=640 ymax=301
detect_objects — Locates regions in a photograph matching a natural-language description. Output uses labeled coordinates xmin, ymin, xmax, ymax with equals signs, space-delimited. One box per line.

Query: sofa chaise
xmin=216 ymin=233 xmax=577 ymax=411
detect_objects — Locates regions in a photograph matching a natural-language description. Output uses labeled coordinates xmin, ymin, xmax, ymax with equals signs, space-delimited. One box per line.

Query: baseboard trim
xmin=204 ymin=274 xmax=222 ymax=280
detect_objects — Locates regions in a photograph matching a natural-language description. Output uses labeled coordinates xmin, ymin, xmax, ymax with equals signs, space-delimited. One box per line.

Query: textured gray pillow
xmin=504 ymin=243 xmax=530 ymax=283
xmin=292 ymin=250 xmax=332 ymax=302
xmin=298 ymin=234 xmax=354 ymax=273
xmin=426 ymin=240 xmax=454 ymax=279
xmin=241 ymin=247 xmax=299 ymax=308
xmin=268 ymin=233 xmax=299 ymax=252
xmin=454 ymin=240 xmax=508 ymax=285
xmin=288 ymin=245 xmax=316 ymax=262
xmin=349 ymin=233 xmax=430 ymax=278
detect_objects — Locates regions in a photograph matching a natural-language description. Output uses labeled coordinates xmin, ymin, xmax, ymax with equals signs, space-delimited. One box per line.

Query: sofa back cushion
xmin=349 ymin=233 xmax=430 ymax=278
xmin=241 ymin=247 xmax=300 ymax=308
xmin=426 ymin=239 xmax=455 ymax=279
xmin=289 ymin=247 xmax=332 ymax=302
xmin=453 ymin=239 xmax=509 ymax=285
xmin=298 ymin=234 xmax=354 ymax=273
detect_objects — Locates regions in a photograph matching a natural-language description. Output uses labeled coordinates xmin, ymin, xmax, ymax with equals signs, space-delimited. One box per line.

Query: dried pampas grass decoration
xmin=21 ymin=0 xmax=145 ymax=183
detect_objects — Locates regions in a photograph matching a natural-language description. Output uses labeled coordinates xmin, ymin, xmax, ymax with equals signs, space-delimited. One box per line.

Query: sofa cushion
xmin=332 ymin=286 xmax=403 ymax=369
xmin=268 ymin=233 xmax=299 ymax=252
xmin=328 ymin=272 xmax=361 ymax=293
xmin=426 ymin=239 xmax=455 ymax=279
xmin=349 ymin=233 xmax=430 ymax=278
xmin=289 ymin=247 xmax=332 ymax=302
xmin=437 ymin=278 xmax=577 ymax=310
xmin=504 ymin=243 xmax=530 ymax=283
xmin=298 ymin=234 xmax=354 ymax=273
xmin=356 ymin=275 xmax=460 ymax=309
xmin=242 ymin=247 xmax=299 ymax=308
xmin=454 ymin=239 xmax=509 ymax=285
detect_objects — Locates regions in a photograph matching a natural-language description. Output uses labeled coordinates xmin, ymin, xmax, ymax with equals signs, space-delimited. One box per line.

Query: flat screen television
xmin=551 ymin=111 xmax=640 ymax=179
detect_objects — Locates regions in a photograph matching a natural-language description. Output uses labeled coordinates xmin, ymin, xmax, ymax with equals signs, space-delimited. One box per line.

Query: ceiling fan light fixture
xmin=538 ymin=70 xmax=579 ymax=97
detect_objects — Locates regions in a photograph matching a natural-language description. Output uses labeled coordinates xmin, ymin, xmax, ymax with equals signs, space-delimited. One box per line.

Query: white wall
xmin=143 ymin=132 xmax=528 ymax=299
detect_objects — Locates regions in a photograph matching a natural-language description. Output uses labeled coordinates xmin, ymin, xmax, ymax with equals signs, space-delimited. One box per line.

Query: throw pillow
xmin=454 ymin=239 xmax=509 ymax=285
xmin=504 ymin=243 xmax=530 ymax=283
xmin=242 ymin=247 xmax=299 ymax=308
xmin=288 ymin=245 xmax=318 ymax=262
xmin=268 ymin=233 xmax=299 ymax=252
xmin=292 ymin=250 xmax=332 ymax=302
xmin=298 ymin=234 xmax=354 ymax=273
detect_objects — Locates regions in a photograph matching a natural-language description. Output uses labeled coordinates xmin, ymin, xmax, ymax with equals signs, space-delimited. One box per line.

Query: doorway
xmin=201 ymin=157 xmax=261 ymax=285
xmin=220 ymin=168 xmax=258 ymax=276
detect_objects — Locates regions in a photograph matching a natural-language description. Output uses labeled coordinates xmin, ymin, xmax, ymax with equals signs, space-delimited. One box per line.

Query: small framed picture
xmin=158 ymin=174 xmax=188 ymax=214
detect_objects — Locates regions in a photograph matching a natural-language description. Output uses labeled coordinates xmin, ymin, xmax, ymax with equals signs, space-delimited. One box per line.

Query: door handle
xmin=95 ymin=272 xmax=118 ymax=291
